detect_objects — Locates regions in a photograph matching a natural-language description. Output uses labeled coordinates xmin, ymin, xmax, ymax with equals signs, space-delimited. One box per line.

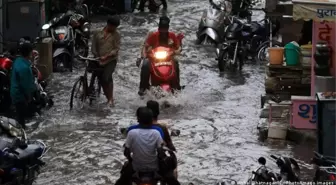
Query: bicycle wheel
xmin=70 ymin=77 xmax=86 ymax=109
xmin=89 ymin=76 xmax=102 ymax=105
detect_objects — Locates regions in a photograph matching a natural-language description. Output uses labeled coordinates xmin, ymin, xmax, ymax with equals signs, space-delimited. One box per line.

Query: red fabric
xmin=145 ymin=31 xmax=180 ymax=50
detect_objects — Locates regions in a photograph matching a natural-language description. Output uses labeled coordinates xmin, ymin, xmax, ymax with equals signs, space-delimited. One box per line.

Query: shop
xmin=290 ymin=0 xmax=336 ymax=157
xmin=260 ymin=1 xmax=336 ymax=151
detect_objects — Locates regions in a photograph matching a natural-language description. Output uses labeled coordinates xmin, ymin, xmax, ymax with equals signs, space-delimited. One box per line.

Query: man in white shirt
xmin=115 ymin=107 xmax=180 ymax=185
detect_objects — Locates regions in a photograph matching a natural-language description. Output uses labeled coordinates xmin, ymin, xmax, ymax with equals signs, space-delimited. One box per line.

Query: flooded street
xmin=30 ymin=0 xmax=314 ymax=184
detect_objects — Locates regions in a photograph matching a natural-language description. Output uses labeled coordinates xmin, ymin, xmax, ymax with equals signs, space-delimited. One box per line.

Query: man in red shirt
xmin=137 ymin=16 xmax=181 ymax=96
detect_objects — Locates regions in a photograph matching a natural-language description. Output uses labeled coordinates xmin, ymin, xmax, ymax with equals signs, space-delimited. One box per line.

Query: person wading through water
xmin=91 ymin=16 xmax=121 ymax=106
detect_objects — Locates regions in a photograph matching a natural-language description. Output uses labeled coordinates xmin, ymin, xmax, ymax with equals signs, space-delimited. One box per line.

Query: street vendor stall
xmin=291 ymin=0 xmax=335 ymax=156
xmin=292 ymin=0 xmax=336 ymax=94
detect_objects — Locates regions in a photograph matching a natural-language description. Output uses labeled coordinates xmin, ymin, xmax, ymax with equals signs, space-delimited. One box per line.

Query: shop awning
xmin=292 ymin=0 xmax=336 ymax=21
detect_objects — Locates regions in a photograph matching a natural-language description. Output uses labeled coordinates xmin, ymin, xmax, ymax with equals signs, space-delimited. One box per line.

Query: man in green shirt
xmin=10 ymin=42 xmax=36 ymax=128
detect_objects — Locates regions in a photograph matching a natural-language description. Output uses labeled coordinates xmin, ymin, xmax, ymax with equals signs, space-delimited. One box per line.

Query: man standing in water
xmin=91 ymin=16 xmax=121 ymax=106
xmin=10 ymin=41 xmax=36 ymax=128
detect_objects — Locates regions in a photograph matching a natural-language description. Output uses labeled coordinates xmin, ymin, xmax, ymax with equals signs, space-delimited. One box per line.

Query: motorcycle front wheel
xmin=218 ymin=48 xmax=227 ymax=72
xmin=57 ymin=54 xmax=73 ymax=72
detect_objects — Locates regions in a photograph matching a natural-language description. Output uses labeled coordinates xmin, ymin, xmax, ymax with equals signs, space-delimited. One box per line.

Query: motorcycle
xmin=0 ymin=116 xmax=47 ymax=185
xmin=131 ymin=0 xmax=163 ymax=12
xmin=0 ymin=43 xmax=15 ymax=113
xmin=216 ymin=13 xmax=281 ymax=70
xmin=30 ymin=51 xmax=54 ymax=111
xmin=131 ymin=147 xmax=177 ymax=185
xmin=0 ymin=39 xmax=53 ymax=114
xmin=196 ymin=0 xmax=232 ymax=45
xmin=40 ymin=11 xmax=79 ymax=72
xmin=216 ymin=16 xmax=247 ymax=71
xmin=246 ymin=155 xmax=300 ymax=184
xmin=312 ymin=151 xmax=336 ymax=182
xmin=139 ymin=33 xmax=184 ymax=94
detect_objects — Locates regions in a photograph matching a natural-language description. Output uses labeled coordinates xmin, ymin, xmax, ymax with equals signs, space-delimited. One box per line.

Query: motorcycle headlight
xmin=82 ymin=23 xmax=91 ymax=35
xmin=154 ymin=51 xmax=168 ymax=60
xmin=42 ymin=24 xmax=51 ymax=30
xmin=8 ymin=124 xmax=23 ymax=138
xmin=226 ymin=32 xmax=235 ymax=39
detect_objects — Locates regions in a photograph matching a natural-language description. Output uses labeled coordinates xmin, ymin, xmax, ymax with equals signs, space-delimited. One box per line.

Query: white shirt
xmin=125 ymin=128 xmax=164 ymax=172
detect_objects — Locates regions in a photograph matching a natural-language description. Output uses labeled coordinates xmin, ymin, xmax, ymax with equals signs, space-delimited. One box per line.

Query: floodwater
xmin=30 ymin=0 xmax=315 ymax=184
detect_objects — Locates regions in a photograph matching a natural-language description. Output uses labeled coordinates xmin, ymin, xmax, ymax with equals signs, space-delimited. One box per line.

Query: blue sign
xmin=298 ymin=104 xmax=317 ymax=124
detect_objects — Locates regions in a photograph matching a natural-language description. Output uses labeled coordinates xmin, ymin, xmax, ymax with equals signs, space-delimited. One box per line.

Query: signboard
xmin=291 ymin=97 xmax=317 ymax=129
xmin=292 ymin=0 xmax=336 ymax=21
xmin=297 ymin=103 xmax=317 ymax=124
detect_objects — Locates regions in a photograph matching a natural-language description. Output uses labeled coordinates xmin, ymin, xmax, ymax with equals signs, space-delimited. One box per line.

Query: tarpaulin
xmin=293 ymin=0 xmax=336 ymax=21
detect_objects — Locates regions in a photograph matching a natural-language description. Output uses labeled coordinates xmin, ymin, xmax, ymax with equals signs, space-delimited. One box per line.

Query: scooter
xmin=0 ymin=116 xmax=48 ymax=185
xmin=41 ymin=11 xmax=77 ymax=72
xmin=312 ymin=151 xmax=336 ymax=182
xmin=246 ymin=155 xmax=300 ymax=184
xmin=132 ymin=0 xmax=163 ymax=12
xmin=196 ymin=0 xmax=232 ymax=45
xmin=148 ymin=46 xmax=178 ymax=93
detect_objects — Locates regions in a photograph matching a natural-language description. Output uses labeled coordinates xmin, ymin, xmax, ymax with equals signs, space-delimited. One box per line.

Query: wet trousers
xmin=139 ymin=59 xmax=180 ymax=90
xmin=115 ymin=162 xmax=180 ymax=185
xmin=15 ymin=101 xmax=28 ymax=129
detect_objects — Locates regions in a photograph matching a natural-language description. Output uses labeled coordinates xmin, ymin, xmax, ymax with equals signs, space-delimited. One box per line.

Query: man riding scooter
xmin=137 ymin=16 xmax=181 ymax=96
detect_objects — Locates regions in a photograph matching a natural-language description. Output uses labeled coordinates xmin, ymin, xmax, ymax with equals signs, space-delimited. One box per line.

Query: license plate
xmin=154 ymin=62 xmax=172 ymax=66
xmin=55 ymin=29 xmax=66 ymax=34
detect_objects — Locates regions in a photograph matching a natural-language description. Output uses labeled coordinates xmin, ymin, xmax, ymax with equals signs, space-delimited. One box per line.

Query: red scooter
xmin=147 ymin=33 xmax=184 ymax=93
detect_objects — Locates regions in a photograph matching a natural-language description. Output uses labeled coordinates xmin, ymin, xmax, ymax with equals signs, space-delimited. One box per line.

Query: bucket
xmin=268 ymin=47 xmax=284 ymax=65
xmin=268 ymin=122 xmax=287 ymax=139
xmin=285 ymin=42 xmax=300 ymax=66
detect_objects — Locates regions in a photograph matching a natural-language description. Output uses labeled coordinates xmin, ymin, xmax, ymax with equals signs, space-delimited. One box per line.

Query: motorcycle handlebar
xmin=270 ymin=155 xmax=278 ymax=160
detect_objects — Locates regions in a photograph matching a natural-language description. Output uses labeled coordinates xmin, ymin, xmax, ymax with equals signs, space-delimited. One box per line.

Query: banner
xmin=293 ymin=0 xmax=336 ymax=21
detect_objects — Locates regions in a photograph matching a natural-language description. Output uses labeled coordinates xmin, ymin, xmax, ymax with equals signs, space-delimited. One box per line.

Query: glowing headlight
xmin=9 ymin=124 xmax=22 ymax=138
xmin=83 ymin=27 xmax=89 ymax=32
xmin=154 ymin=51 xmax=168 ymax=60
xmin=42 ymin=24 xmax=51 ymax=30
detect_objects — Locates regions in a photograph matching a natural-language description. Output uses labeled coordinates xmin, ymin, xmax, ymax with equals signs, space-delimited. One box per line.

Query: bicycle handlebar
xmin=270 ymin=155 xmax=278 ymax=160
xmin=77 ymin=55 xmax=100 ymax=62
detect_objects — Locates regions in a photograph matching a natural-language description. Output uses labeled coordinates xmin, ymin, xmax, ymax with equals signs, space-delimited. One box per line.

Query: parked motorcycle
xmin=0 ymin=38 xmax=53 ymax=114
xmin=131 ymin=0 xmax=163 ymax=12
xmin=312 ymin=151 xmax=336 ymax=182
xmin=216 ymin=16 xmax=247 ymax=71
xmin=246 ymin=155 xmax=300 ymax=184
xmin=216 ymin=13 xmax=281 ymax=71
xmin=196 ymin=0 xmax=232 ymax=45
xmin=0 ymin=116 xmax=47 ymax=185
xmin=41 ymin=11 xmax=80 ymax=72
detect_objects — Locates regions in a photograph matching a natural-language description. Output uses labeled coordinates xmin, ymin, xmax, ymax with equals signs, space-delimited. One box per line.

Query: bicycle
xmin=69 ymin=55 xmax=102 ymax=109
